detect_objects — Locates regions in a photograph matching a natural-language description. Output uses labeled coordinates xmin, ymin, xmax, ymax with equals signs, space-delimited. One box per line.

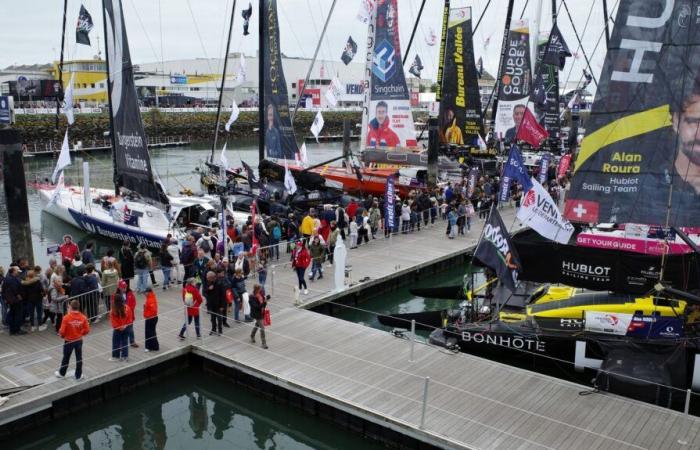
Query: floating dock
xmin=1 ymin=207 xmax=700 ymax=449
xmin=22 ymin=136 xmax=191 ymax=158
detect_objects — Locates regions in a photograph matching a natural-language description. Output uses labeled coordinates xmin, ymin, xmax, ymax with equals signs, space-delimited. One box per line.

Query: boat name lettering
xmin=483 ymin=223 xmax=510 ymax=256
xmin=117 ymin=132 xmax=143 ymax=148
xmin=124 ymin=153 xmax=149 ymax=172
xmin=373 ymin=84 xmax=405 ymax=96
xmin=461 ymin=331 xmax=545 ymax=352
xmin=561 ymin=261 xmax=612 ymax=279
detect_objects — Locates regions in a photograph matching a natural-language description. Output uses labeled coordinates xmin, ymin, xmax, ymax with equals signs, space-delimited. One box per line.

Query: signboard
xmin=346 ymin=83 xmax=364 ymax=95
xmin=170 ymin=74 xmax=188 ymax=84
xmin=0 ymin=96 xmax=11 ymax=124
xmin=47 ymin=244 xmax=61 ymax=255
xmin=585 ymin=311 xmax=632 ymax=336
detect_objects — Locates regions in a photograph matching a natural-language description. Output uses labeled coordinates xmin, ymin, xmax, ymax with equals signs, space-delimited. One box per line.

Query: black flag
xmin=409 ymin=55 xmax=424 ymax=78
xmin=582 ymin=69 xmax=592 ymax=89
xmin=473 ymin=205 xmax=521 ymax=292
xmin=531 ymin=72 xmax=547 ymax=108
xmin=76 ymin=5 xmax=94 ymax=46
xmin=542 ymin=23 xmax=571 ymax=70
xmin=242 ymin=3 xmax=253 ymax=36
xmin=477 ymin=56 xmax=483 ymax=79
xmin=341 ymin=36 xmax=357 ymax=65
xmin=242 ymin=160 xmax=259 ymax=188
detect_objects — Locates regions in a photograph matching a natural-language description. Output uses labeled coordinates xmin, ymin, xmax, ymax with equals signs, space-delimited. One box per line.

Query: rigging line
xmin=55 ymin=0 xmax=68 ymax=132
xmin=212 ymin=0 xmax=238 ymax=162
xmin=562 ymin=0 xmax=595 ymax=95
xmin=560 ymin=0 xmax=598 ymax=88
xmin=126 ymin=0 xmax=162 ymax=62
xmin=403 ymin=0 xmax=427 ymax=66
xmin=184 ymin=0 xmax=216 ymax=77
xmin=472 ymin=0 xmax=492 ymax=35
xmin=291 ymin=0 xmax=338 ymax=124
xmin=519 ymin=0 xmax=530 ymax=20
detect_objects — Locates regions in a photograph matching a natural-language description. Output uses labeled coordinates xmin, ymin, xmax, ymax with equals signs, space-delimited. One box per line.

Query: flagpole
xmin=212 ymin=0 xmax=237 ymax=163
xmin=55 ymin=0 xmax=69 ymax=131
xmin=290 ymin=0 xmax=338 ymax=124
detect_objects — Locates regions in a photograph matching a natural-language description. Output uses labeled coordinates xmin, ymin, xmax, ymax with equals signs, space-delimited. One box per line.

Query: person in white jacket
xmin=349 ymin=220 xmax=359 ymax=249
xmin=167 ymin=238 xmax=182 ymax=285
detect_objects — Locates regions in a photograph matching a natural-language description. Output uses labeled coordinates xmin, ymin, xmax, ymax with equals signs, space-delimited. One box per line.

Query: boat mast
xmin=55 ymin=0 xmax=68 ymax=131
xmin=435 ymin=0 xmax=450 ymax=103
xmin=290 ymin=0 xmax=338 ymax=124
xmin=601 ymin=0 xmax=610 ymax=48
xmin=402 ymin=0 xmax=427 ymax=65
xmin=532 ymin=0 xmax=544 ymax=76
xmin=211 ymin=0 xmax=237 ymax=163
xmin=258 ymin=0 xmax=265 ymax=163
xmin=102 ymin=0 xmax=120 ymax=196
xmin=488 ymin=0 xmax=515 ymax=127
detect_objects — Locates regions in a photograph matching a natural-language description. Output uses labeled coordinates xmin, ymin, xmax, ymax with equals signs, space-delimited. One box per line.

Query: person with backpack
xmin=249 ymin=284 xmax=268 ymax=349
xmin=269 ymin=217 xmax=282 ymax=261
xmin=55 ymin=299 xmax=90 ymax=380
xmin=291 ymin=240 xmax=310 ymax=295
xmin=179 ymin=277 xmax=203 ymax=339
xmin=134 ymin=244 xmax=152 ymax=293
xmin=197 ymin=233 xmax=214 ymax=259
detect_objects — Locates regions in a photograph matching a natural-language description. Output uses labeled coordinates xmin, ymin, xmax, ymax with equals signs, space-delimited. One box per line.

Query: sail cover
xmin=438 ymin=7 xmax=484 ymax=147
xmin=494 ymin=19 xmax=533 ymax=141
xmin=103 ymin=0 xmax=167 ymax=206
xmin=565 ymin=0 xmax=700 ymax=227
xmin=361 ymin=0 xmax=418 ymax=149
xmin=262 ymin=0 xmax=299 ymax=160
xmin=534 ymin=33 xmax=561 ymax=153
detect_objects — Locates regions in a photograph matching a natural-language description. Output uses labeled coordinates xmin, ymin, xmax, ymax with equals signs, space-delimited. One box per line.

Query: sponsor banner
xmin=170 ymin=74 xmax=187 ymax=84
xmin=538 ymin=152 xmax=551 ymax=184
xmin=576 ymin=233 xmax=691 ymax=256
xmin=364 ymin=0 xmax=418 ymax=149
xmin=346 ymin=83 xmax=364 ymax=95
xmin=104 ymin=0 xmax=167 ymax=205
xmin=262 ymin=0 xmax=299 ymax=160
xmin=474 ymin=206 xmax=521 ymax=291
xmin=557 ymin=153 xmax=571 ymax=179
xmin=499 ymin=145 xmax=532 ymax=202
xmin=565 ymin=0 xmax=700 ymax=226
xmin=626 ymin=316 xmax=684 ymax=339
xmin=385 ymin=175 xmax=396 ymax=229
xmin=68 ymin=208 xmax=163 ymax=248
xmin=494 ymin=19 xmax=532 ymax=138
xmin=0 ymin=96 xmax=10 ymax=124
xmin=467 ymin=167 xmax=478 ymax=197
xmin=585 ymin=311 xmax=632 ymax=336
xmin=517 ymin=178 xmax=574 ymax=244
xmin=435 ymin=0 xmax=450 ymax=101
xmin=460 ymin=331 xmax=546 ymax=353
xmin=438 ymin=7 xmax=484 ymax=147
xmin=535 ymin=35 xmax=561 ymax=151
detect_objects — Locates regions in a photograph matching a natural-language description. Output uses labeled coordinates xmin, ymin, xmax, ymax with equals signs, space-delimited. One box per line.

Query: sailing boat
xmin=39 ymin=0 xmax=222 ymax=247
xmin=424 ymin=2 xmax=700 ymax=406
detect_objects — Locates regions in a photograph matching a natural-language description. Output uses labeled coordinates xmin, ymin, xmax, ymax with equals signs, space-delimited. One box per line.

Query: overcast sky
xmin=0 ymin=0 xmax=614 ymax=90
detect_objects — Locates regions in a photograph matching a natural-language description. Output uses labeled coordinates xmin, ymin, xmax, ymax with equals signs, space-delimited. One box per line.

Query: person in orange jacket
xmin=179 ymin=277 xmax=203 ymax=340
xmin=143 ymin=287 xmax=159 ymax=352
xmin=110 ymin=292 xmax=133 ymax=361
xmin=55 ymin=299 xmax=90 ymax=380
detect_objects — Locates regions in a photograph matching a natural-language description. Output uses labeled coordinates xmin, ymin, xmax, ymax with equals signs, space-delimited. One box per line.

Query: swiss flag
xmin=516 ymin=108 xmax=549 ymax=149
xmin=564 ymin=199 xmax=599 ymax=223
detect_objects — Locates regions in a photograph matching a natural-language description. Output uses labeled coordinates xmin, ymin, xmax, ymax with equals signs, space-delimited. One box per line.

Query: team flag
xmin=224 ymin=100 xmax=239 ymax=132
xmin=409 ymin=55 xmax=424 ymax=78
xmin=241 ymin=3 xmax=253 ymax=35
xmin=310 ymin=111 xmax=324 ymax=143
xmin=63 ymin=73 xmax=76 ymax=125
xmin=474 ymin=205 xmax=521 ymax=292
xmin=52 ymin=130 xmax=72 ymax=183
xmin=76 ymin=5 xmax=94 ymax=46
xmin=341 ymin=36 xmax=358 ymax=65
xmin=516 ymin=107 xmax=549 ymax=148
xmin=499 ymin=144 xmax=533 ymax=202
xmin=542 ymin=23 xmax=572 ymax=70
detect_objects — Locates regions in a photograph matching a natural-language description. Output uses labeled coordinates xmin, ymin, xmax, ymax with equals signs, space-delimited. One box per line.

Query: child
xmin=143 ymin=288 xmax=159 ymax=352
xmin=55 ymin=299 xmax=90 ymax=380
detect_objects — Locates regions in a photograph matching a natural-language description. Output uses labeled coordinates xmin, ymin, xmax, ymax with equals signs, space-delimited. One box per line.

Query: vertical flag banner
xmin=63 ymin=73 xmax=76 ymax=125
xmin=534 ymin=31 xmax=561 ymax=152
xmin=310 ymin=111 xmax=324 ymax=142
xmin=494 ymin=19 xmax=532 ymax=140
xmin=538 ymin=152 xmax=551 ymax=184
xmin=225 ymin=100 xmax=239 ymax=132
xmin=385 ymin=176 xmax=396 ymax=230
xmin=52 ymin=130 xmax=72 ymax=183
xmin=499 ymin=144 xmax=533 ymax=202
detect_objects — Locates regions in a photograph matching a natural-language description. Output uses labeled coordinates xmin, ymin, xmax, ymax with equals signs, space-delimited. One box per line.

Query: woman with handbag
xmin=249 ymin=284 xmax=268 ymax=349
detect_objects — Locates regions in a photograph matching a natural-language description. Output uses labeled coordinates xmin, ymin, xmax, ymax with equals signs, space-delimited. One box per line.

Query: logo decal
xmin=372 ymin=39 xmax=396 ymax=82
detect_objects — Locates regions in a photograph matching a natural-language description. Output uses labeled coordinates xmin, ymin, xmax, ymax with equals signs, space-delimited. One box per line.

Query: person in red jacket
xmin=366 ymin=101 xmax=400 ymax=148
xmin=110 ymin=293 xmax=132 ymax=361
xmin=59 ymin=235 xmax=80 ymax=264
xmin=55 ymin=299 xmax=90 ymax=380
xmin=291 ymin=240 xmax=311 ymax=295
xmin=179 ymin=277 xmax=203 ymax=339
xmin=143 ymin=287 xmax=159 ymax=352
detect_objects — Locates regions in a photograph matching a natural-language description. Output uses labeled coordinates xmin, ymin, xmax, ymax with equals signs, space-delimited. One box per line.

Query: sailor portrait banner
xmin=565 ymin=0 xmax=700 ymax=227
xmin=104 ymin=0 xmax=167 ymax=205
xmin=262 ymin=0 xmax=299 ymax=160
xmin=364 ymin=0 xmax=418 ymax=149
xmin=438 ymin=7 xmax=484 ymax=147
xmin=494 ymin=19 xmax=533 ymax=141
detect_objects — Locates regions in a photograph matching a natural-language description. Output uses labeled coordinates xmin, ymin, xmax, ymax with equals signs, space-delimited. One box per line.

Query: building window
xmin=100 ymin=83 xmax=105 ymax=88
xmin=91 ymin=83 xmax=95 ymax=88
xmin=292 ymin=82 xmax=296 ymax=88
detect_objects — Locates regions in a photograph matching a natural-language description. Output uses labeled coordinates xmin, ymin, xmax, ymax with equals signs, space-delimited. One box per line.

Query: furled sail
xmin=564 ymin=0 xmax=700 ymax=227
xmin=262 ymin=0 xmax=299 ymax=161
xmin=438 ymin=6 xmax=484 ymax=147
xmin=534 ymin=32 xmax=561 ymax=153
xmin=493 ymin=19 xmax=533 ymax=142
xmin=103 ymin=0 xmax=168 ymax=206
xmin=360 ymin=0 xmax=418 ymax=150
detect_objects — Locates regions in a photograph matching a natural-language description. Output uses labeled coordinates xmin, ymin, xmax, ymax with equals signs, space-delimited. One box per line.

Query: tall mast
xmin=102 ymin=0 xmax=119 ymax=195
xmin=601 ymin=0 xmax=610 ymax=48
xmin=532 ymin=0 xmax=544 ymax=76
xmin=435 ymin=0 xmax=450 ymax=103
xmin=489 ymin=0 xmax=516 ymax=126
xmin=258 ymin=0 xmax=265 ymax=163
xmin=211 ymin=0 xmax=237 ymax=162
xmin=55 ymin=0 xmax=69 ymax=131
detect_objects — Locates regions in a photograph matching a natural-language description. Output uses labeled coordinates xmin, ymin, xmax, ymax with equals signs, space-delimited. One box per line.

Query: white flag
xmin=324 ymin=77 xmax=344 ymax=107
xmin=219 ymin=143 xmax=229 ymax=170
xmin=517 ymin=177 xmax=574 ymax=244
xmin=299 ymin=142 xmax=309 ymax=168
xmin=48 ymin=172 xmax=65 ymax=208
xmin=567 ymin=93 xmax=578 ymax=110
xmin=477 ymin=133 xmax=487 ymax=151
xmin=356 ymin=0 xmax=375 ymax=23
xmin=235 ymin=54 xmax=247 ymax=86
xmin=225 ymin=100 xmax=239 ymax=132
xmin=52 ymin=130 xmax=72 ymax=183
xmin=425 ymin=27 xmax=437 ymax=46
xmin=310 ymin=111 xmax=324 ymax=143
xmin=63 ymin=73 xmax=76 ymax=125
xmin=283 ymin=158 xmax=297 ymax=195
